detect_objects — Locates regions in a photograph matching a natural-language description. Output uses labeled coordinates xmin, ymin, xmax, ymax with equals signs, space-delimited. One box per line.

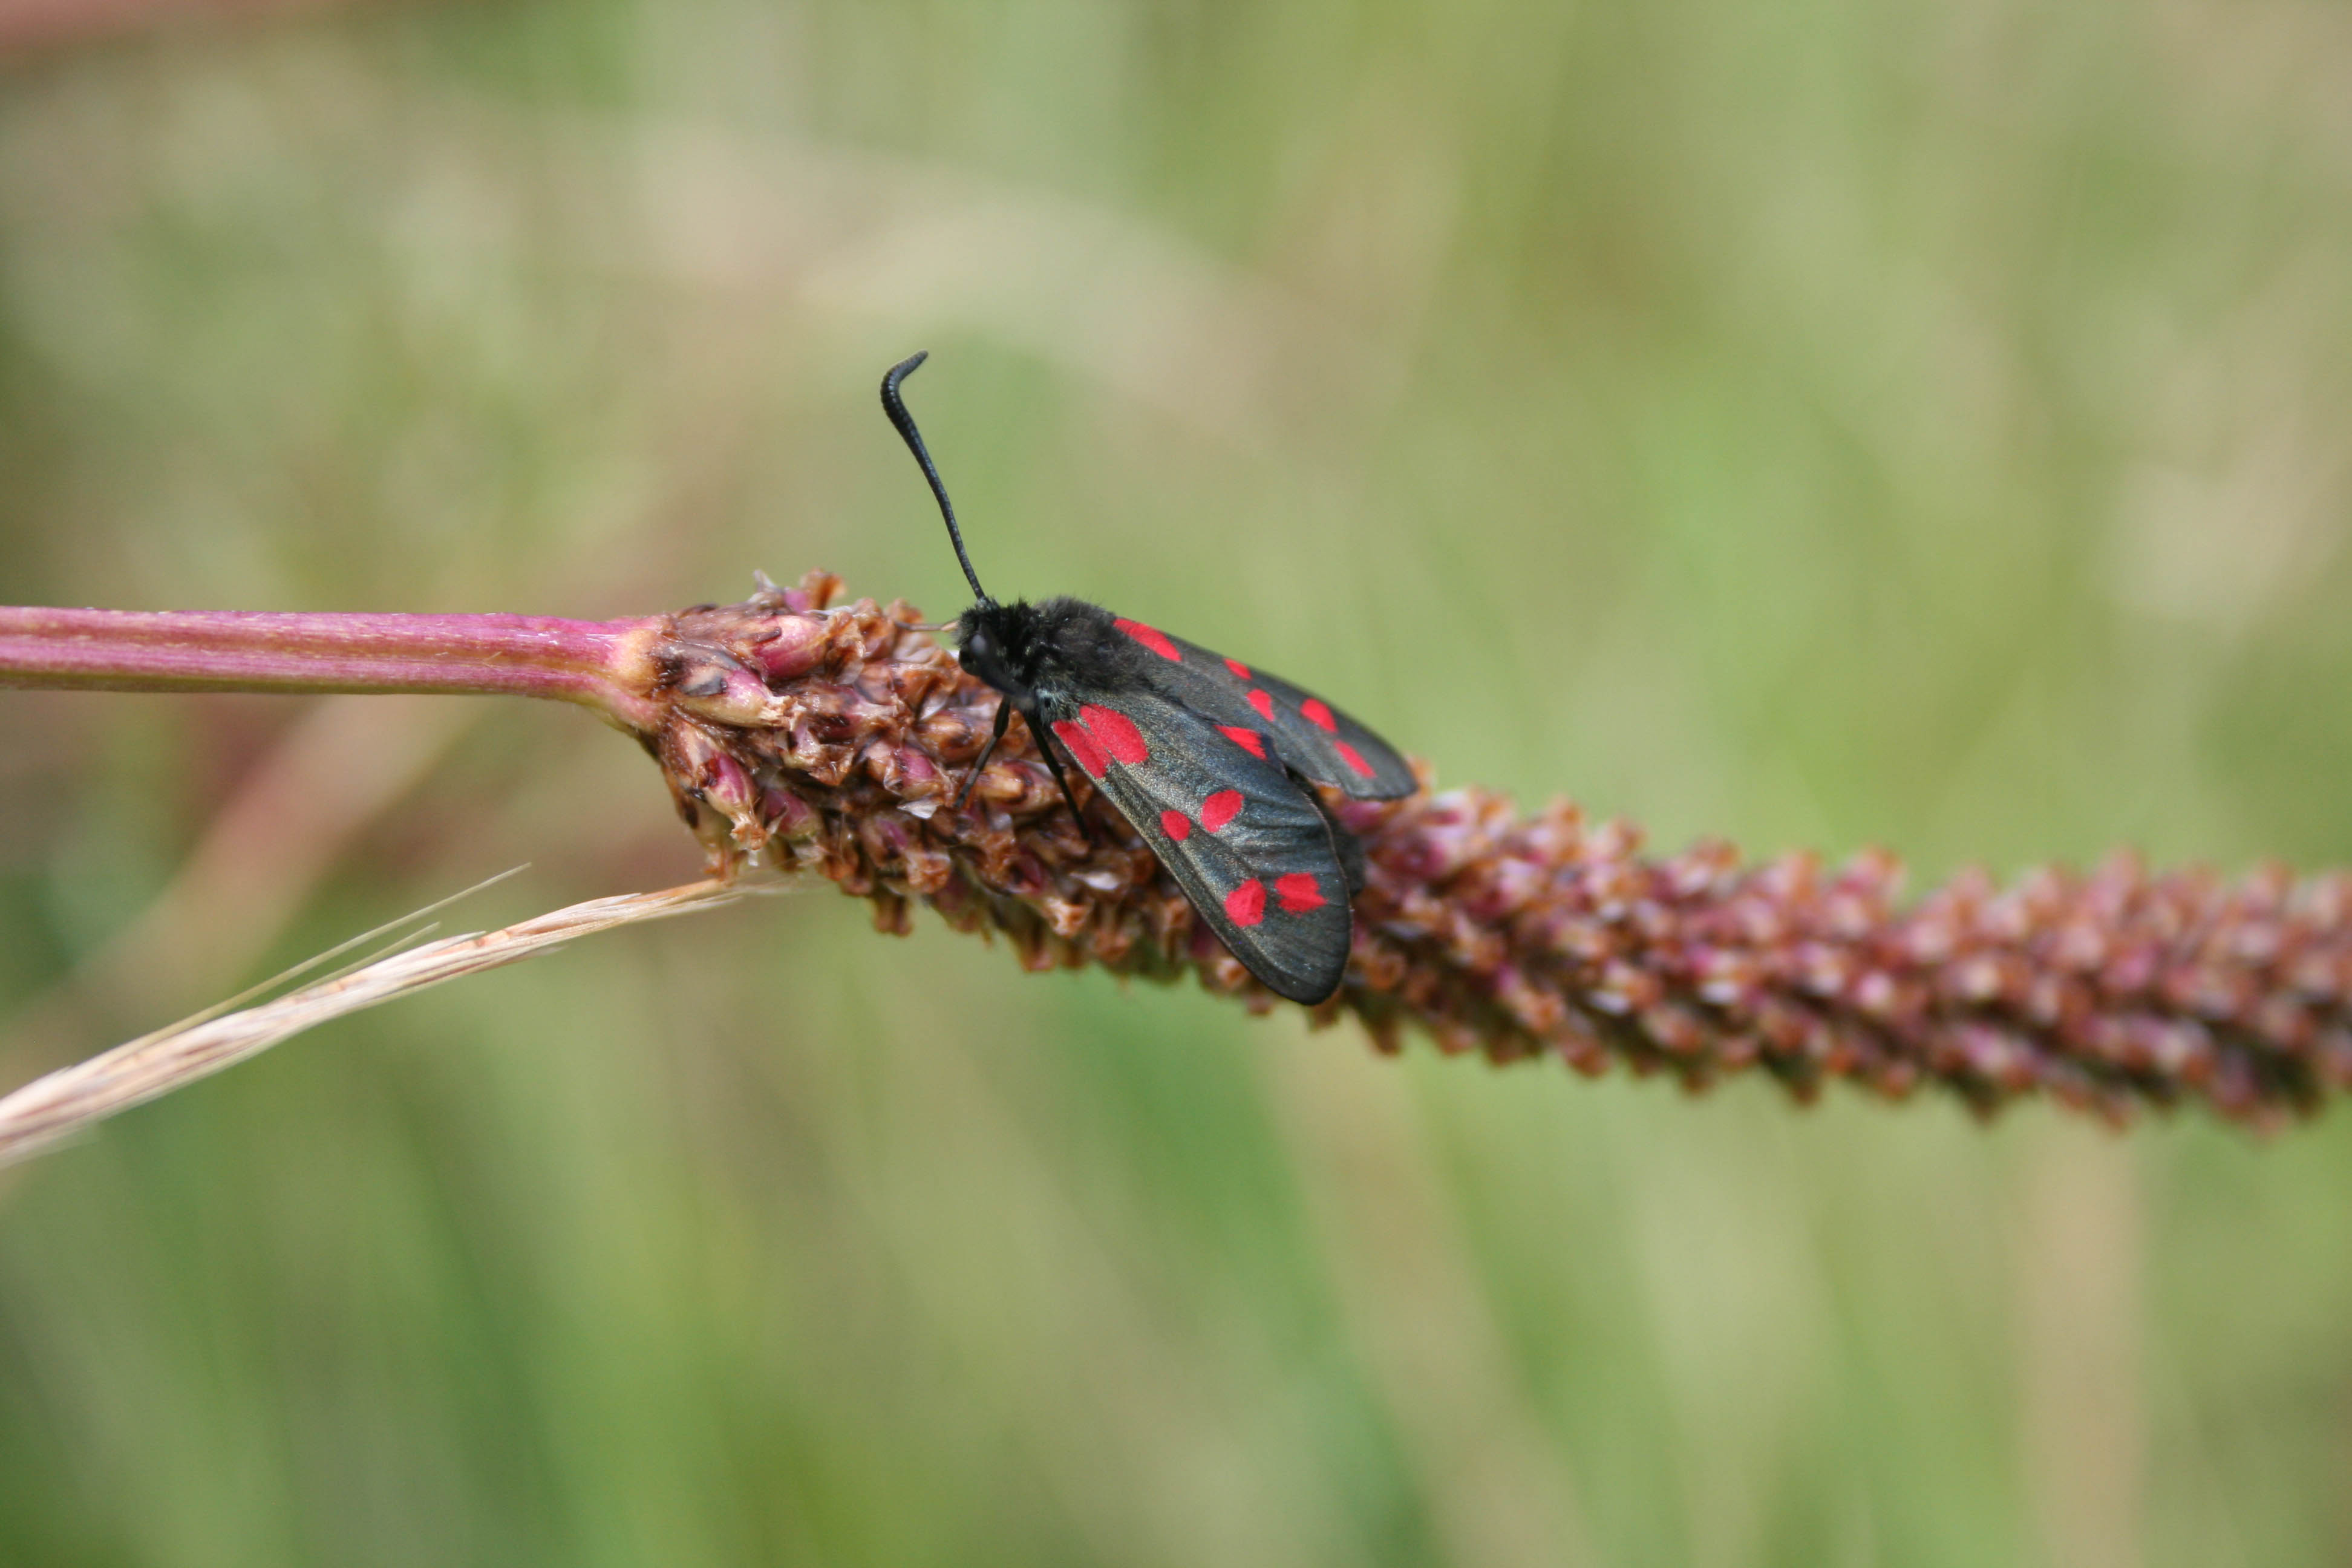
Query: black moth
xmin=881 ymin=351 xmax=1415 ymax=1004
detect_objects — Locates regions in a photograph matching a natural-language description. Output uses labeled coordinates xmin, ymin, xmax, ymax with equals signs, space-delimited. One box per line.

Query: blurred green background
xmin=1 ymin=0 xmax=2350 ymax=1561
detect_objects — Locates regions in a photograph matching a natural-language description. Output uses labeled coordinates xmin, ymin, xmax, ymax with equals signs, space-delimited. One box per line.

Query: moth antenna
xmin=880 ymin=351 xmax=988 ymax=603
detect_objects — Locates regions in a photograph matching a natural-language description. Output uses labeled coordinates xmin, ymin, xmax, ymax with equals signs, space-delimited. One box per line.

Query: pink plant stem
xmin=0 ymin=607 xmax=668 ymax=729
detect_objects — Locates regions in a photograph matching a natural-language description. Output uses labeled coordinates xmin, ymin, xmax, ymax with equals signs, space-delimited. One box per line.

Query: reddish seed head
xmin=673 ymin=664 xmax=776 ymax=727
xmin=750 ymin=617 xmax=830 ymax=681
xmin=647 ymin=576 xmax=2352 ymax=1131
xmin=1202 ymin=789 xmax=1243 ymax=832
xmin=1247 ymin=689 xmax=1275 ymax=720
xmin=1079 ymin=704 xmax=1149 ymax=766
xmin=1224 ymin=658 xmax=1252 ymax=679
xmin=1334 ymin=740 xmax=1374 ymax=778
xmin=1299 ymin=698 xmax=1337 ymax=733
xmin=1051 ymin=719 xmax=1110 ymax=777
xmin=700 ymin=749 xmax=758 ymax=817
xmin=1160 ymin=810 xmax=1192 ymax=841
xmin=1220 ymin=726 xmax=1267 ymax=759
xmin=1114 ymin=618 xmax=1181 ymax=661
xmin=1276 ymin=872 xmax=1325 ymax=913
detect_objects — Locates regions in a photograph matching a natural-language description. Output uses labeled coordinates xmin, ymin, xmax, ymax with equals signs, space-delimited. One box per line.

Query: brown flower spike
xmin=640 ymin=570 xmax=2352 ymax=1131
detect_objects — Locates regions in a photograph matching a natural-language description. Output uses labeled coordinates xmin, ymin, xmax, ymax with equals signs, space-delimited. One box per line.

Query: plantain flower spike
xmin=641 ymin=569 xmax=2352 ymax=1131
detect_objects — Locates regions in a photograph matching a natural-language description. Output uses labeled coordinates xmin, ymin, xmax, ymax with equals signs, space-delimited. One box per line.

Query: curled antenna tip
xmin=878 ymin=351 xmax=987 ymax=604
xmin=881 ymin=350 xmax=929 ymax=404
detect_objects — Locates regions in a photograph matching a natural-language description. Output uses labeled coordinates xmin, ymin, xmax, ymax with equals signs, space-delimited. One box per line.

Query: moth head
xmin=955 ymin=599 xmax=1034 ymax=703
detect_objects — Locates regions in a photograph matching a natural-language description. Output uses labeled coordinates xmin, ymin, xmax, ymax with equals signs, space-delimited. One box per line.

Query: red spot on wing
xmin=1275 ymin=873 xmax=1326 ymax=913
xmin=1114 ymin=618 xmax=1181 ymax=662
xmin=1333 ymin=740 xmax=1376 ymax=779
xmin=1218 ymin=726 xmax=1267 ymax=759
xmin=1079 ymin=704 xmax=1149 ymax=766
xmin=1159 ymin=810 xmax=1192 ymax=841
xmin=1051 ymin=719 xmax=1109 ymax=778
xmin=1225 ymin=879 xmax=1266 ymax=926
xmin=1247 ymin=689 xmax=1275 ymax=720
xmin=1299 ymin=698 xmax=1338 ymax=733
xmin=1224 ymin=657 xmax=1252 ymax=679
xmin=1201 ymin=789 xmax=1243 ymax=832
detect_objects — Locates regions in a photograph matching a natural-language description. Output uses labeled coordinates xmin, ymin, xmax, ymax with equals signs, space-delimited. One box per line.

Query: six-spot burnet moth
xmin=880 ymin=351 xmax=1416 ymax=1004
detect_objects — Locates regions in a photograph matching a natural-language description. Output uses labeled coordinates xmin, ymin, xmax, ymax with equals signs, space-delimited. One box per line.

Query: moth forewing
xmin=1037 ymin=686 xmax=1356 ymax=1004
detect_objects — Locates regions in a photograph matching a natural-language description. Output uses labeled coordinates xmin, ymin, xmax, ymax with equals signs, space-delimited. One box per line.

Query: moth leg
xmin=1028 ymin=708 xmax=1099 ymax=849
xmin=955 ymin=701 xmax=1014 ymax=809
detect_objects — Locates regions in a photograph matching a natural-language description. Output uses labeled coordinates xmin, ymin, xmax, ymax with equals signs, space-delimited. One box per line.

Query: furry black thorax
xmin=955 ymin=595 xmax=1141 ymax=708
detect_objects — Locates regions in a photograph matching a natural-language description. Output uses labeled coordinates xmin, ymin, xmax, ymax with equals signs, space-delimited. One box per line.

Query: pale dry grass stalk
xmin=0 ymin=878 xmax=774 ymax=1168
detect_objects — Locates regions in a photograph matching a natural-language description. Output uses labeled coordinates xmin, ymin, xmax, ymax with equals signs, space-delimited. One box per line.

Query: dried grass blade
xmin=0 ymin=878 xmax=776 ymax=1169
